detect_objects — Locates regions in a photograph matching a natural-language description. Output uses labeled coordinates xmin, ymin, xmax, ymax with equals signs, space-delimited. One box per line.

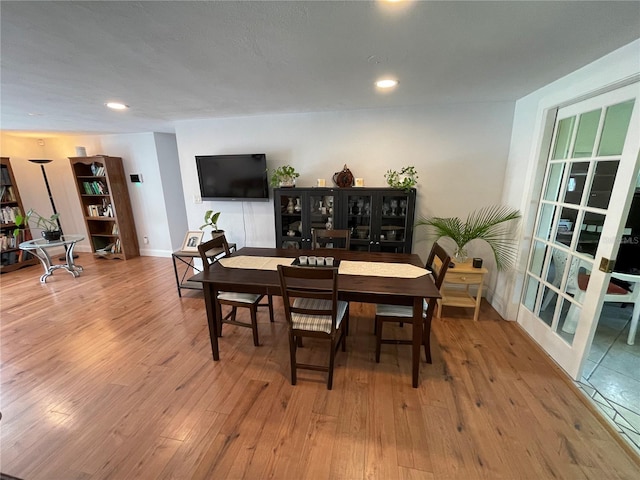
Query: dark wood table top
xmin=191 ymin=247 xmax=440 ymax=303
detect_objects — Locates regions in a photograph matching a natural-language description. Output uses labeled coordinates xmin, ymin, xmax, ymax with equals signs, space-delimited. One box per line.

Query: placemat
xmin=219 ymin=256 xmax=294 ymax=271
xmin=338 ymin=261 xmax=430 ymax=278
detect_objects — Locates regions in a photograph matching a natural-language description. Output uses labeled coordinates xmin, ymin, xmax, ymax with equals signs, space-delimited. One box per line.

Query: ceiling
xmin=1 ymin=1 xmax=639 ymax=135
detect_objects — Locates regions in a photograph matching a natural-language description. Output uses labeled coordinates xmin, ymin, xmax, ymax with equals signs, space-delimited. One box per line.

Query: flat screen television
xmin=195 ymin=153 xmax=269 ymax=201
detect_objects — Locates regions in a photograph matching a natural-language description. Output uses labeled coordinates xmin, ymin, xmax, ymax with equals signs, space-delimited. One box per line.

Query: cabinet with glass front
xmin=274 ymin=187 xmax=415 ymax=253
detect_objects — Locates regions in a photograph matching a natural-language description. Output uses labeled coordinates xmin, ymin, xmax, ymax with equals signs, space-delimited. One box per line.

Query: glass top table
xmin=19 ymin=234 xmax=84 ymax=283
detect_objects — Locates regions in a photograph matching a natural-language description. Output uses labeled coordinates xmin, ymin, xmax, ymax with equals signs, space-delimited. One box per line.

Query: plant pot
xmin=42 ymin=230 xmax=62 ymax=242
xmin=211 ymin=230 xmax=225 ymax=239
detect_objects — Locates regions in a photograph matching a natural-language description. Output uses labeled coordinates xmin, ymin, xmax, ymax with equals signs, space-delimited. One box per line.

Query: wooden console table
xmin=436 ymin=259 xmax=488 ymax=321
xmin=172 ymin=242 xmax=236 ymax=297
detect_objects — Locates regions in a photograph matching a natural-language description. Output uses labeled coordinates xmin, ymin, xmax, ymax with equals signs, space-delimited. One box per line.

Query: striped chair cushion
xmin=218 ymin=292 xmax=262 ymax=303
xmin=376 ymin=299 xmax=429 ymax=318
xmin=291 ymin=298 xmax=348 ymax=334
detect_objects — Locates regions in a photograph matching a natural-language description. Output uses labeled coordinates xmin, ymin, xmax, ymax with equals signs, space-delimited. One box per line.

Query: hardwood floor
xmin=1 ymin=254 xmax=638 ymax=479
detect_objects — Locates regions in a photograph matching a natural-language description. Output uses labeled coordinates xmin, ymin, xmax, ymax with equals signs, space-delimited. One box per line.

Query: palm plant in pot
xmin=200 ymin=210 xmax=224 ymax=238
xmin=416 ymin=205 xmax=521 ymax=270
xmin=14 ymin=209 xmax=62 ymax=242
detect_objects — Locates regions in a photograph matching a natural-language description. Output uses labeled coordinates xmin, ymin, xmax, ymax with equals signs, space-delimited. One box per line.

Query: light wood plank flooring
xmin=1 ymin=254 xmax=638 ymax=479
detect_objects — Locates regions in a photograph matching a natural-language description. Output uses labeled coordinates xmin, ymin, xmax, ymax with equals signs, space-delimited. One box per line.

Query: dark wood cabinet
xmin=69 ymin=155 xmax=139 ymax=259
xmin=274 ymin=187 xmax=416 ymax=253
xmin=0 ymin=157 xmax=38 ymax=273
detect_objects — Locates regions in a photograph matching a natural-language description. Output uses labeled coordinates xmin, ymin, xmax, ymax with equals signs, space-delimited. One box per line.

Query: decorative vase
xmin=287 ymin=197 xmax=294 ymax=214
xmin=294 ymin=198 xmax=301 ymax=212
xmin=453 ymin=246 xmax=468 ymax=263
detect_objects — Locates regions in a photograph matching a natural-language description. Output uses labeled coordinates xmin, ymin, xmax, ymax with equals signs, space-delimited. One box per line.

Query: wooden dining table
xmin=190 ymin=247 xmax=441 ymax=387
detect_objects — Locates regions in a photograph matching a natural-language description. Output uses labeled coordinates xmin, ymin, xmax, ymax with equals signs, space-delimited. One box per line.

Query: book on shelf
xmin=0 ymin=167 xmax=11 ymax=186
xmin=0 ymin=186 xmax=16 ymax=202
xmin=90 ymin=163 xmax=106 ymax=176
xmin=1 ymin=206 xmax=20 ymax=224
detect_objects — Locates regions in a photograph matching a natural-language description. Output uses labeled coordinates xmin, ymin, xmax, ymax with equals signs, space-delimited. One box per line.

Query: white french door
xmin=518 ymin=83 xmax=640 ymax=379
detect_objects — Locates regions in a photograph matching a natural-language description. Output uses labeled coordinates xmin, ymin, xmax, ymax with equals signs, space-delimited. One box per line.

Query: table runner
xmin=219 ymin=256 xmax=294 ymax=271
xmin=338 ymin=260 xmax=429 ymax=278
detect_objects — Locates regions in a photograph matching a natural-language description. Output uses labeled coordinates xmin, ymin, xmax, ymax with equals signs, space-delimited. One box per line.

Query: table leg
xmin=32 ymin=246 xmax=54 ymax=283
xmin=202 ymin=282 xmax=220 ymax=361
xmin=412 ymin=296 xmax=421 ymax=388
xmin=474 ymin=281 xmax=483 ymax=321
xmin=66 ymin=241 xmax=83 ymax=275
xmin=171 ymin=254 xmax=182 ymax=297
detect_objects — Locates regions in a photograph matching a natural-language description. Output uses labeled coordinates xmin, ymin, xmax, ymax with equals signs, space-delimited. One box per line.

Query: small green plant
xmin=13 ymin=209 xmax=60 ymax=237
xmin=269 ymin=165 xmax=299 ymax=187
xmin=200 ymin=210 xmax=221 ymax=232
xmin=385 ymin=166 xmax=418 ymax=191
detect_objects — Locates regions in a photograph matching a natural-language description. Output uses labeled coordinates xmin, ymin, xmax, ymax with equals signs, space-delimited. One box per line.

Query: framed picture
xmin=181 ymin=230 xmax=204 ymax=252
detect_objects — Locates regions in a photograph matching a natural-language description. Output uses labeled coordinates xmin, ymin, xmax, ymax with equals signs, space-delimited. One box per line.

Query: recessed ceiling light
xmin=375 ymin=79 xmax=399 ymax=89
xmin=105 ymin=102 xmax=129 ymax=110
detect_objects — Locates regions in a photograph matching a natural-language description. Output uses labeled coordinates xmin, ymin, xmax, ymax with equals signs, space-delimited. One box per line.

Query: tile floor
xmin=576 ymin=303 xmax=640 ymax=454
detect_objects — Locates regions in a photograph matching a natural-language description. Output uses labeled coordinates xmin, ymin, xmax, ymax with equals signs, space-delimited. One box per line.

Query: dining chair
xmin=198 ymin=235 xmax=274 ymax=346
xmin=312 ymin=229 xmax=351 ymax=250
xmin=277 ymin=264 xmax=349 ymax=390
xmin=375 ymin=242 xmax=451 ymax=364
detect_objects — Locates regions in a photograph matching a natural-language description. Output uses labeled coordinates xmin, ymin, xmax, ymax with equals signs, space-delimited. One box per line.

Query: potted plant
xmin=416 ymin=205 xmax=521 ymax=270
xmin=385 ymin=166 xmax=418 ymax=192
xmin=200 ymin=210 xmax=224 ymax=238
xmin=269 ymin=165 xmax=299 ymax=187
xmin=14 ymin=208 xmax=61 ymax=242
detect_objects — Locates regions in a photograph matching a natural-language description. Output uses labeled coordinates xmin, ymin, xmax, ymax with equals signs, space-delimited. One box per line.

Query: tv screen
xmin=195 ymin=154 xmax=269 ymax=201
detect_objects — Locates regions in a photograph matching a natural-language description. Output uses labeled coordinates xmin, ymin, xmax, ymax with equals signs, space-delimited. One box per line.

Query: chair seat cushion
xmin=577 ymin=274 xmax=629 ymax=295
xmin=376 ymin=299 xmax=428 ymax=318
xmin=218 ymin=291 xmax=262 ymax=303
xmin=291 ymin=298 xmax=348 ymax=334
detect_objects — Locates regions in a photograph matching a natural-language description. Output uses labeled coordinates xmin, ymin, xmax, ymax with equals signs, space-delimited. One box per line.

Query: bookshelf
xmin=69 ymin=155 xmax=139 ymax=259
xmin=0 ymin=157 xmax=38 ymax=273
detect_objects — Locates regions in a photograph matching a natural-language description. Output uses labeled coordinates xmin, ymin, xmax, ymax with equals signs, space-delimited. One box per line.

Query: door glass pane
xmin=555 ymin=207 xmax=578 ymax=246
xmin=280 ymin=194 xmax=302 ymax=248
xmin=523 ymin=276 xmax=540 ymax=311
xmin=577 ymin=212 xmax=605 ymax=256
xmin=529 ymin=241 xmax=547 ymax=278
xmin=536 ymin=203 xmax=556 ymax=240
xmin=562 ymin=253 xmax=590 ymax=298
xmin=538 ymin=286 xmax=556 ymax=325
xmin=587 ymin=160 xmax=619 ymax=209
xmin=347 ymin=194 xmax=372 ymax=248
xmin=310 ymin=194 xmax=334 ymax=246
xmin=563 ymin=162 xmax=589 ymax=205
xmin=547 ymin=246 xmax=568 ymax=291
xmin=551 ymin=116 xmax=576 ymax=160
xmin=381 ymin=193 xmax=409 ymax=243
xmin=597 ymin=99 xmax=634 ymax=156
xmin=571 ymin=109 xmax=601 ymax=158
xmin=556 ymin=298 xmax=578 ymax=345
xmin=543 ymin=163 xmax=566 ymax=201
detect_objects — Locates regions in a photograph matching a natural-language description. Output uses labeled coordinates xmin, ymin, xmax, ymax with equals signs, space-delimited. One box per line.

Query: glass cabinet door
xmin=277 ymin=192 xmax=303 ymax=249
xmin=378 ymin=192 xmax=412 ymax=252
xmin=346 ymin=192 xmax=373 ymax=251
xmin=309 ymin=192 xmax=336 ymax=248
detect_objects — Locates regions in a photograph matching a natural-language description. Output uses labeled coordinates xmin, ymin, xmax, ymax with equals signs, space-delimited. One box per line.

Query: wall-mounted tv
xmin=195 ymin=153 xmax=269 ymax=201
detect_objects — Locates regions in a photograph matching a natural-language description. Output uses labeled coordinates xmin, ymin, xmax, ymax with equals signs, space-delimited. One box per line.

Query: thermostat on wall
xmin=130 ymin=174 xmax=143 ymax=183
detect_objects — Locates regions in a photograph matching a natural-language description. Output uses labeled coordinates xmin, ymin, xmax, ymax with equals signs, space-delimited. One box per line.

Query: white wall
xmin=495 ymin=39 xmax=640 ymax=321
xmin=175 ymin=102 xmax=515 ymax=272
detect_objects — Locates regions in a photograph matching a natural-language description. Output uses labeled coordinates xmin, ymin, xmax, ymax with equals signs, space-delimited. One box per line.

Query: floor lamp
xmin=29 ymin=159 xmax=77 ymax=259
